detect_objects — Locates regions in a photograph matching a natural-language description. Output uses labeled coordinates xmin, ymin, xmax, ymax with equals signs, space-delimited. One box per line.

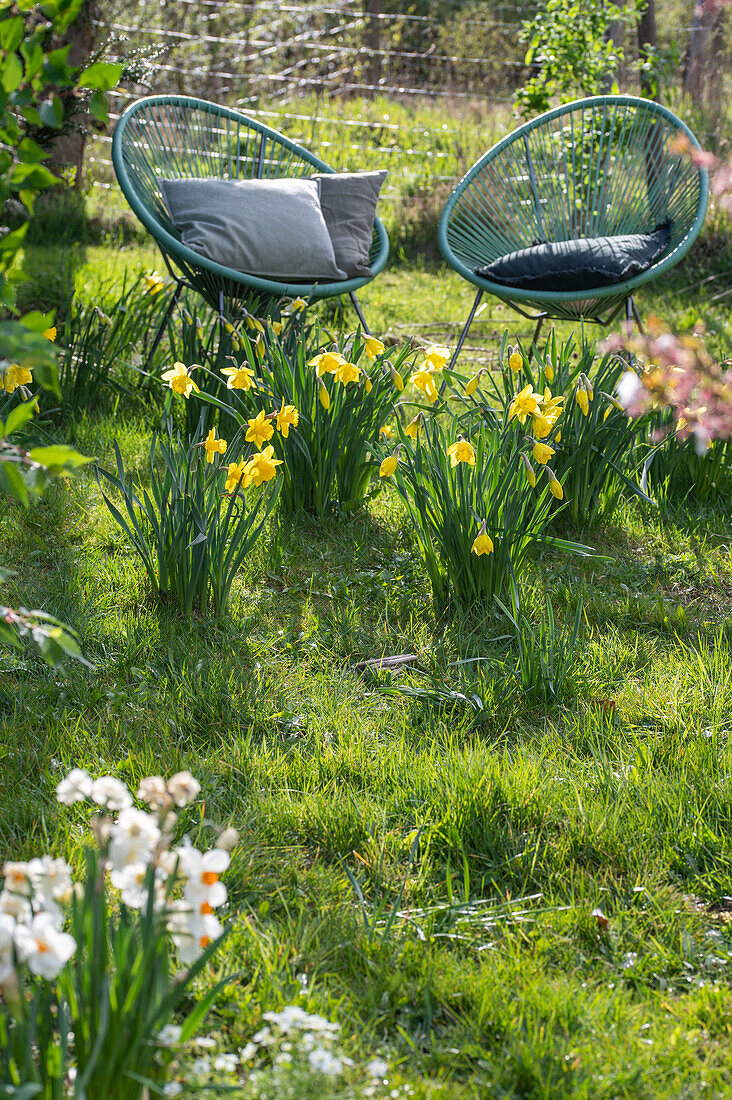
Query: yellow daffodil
xmin=508 ymin=348 xmax=523 ymax=372
xmin=276 ymin=404 xmax=299 ymax=438
xmin=364 ymin=375 xmax=373 ymax=394
xmin=532 ymin=440 xmax=555 ymax=465
xmin=548 ymin=471 xmax=563 ymax=499
xmin=309 ymin=351 xmax=346 ymax=377
xmin=532 ymin=414 xmax=552 ymax=439
xmin=204 ymin=427 xmax=227 ymax=464
xmin=447 ymin=440 xmax=476 ymax=467
xmin=471 ymin=522 xmax=494 ymax=556
xmin=244 ymin=445 xmax=282 ymax=487
xmin=335 ymin=361 xmax=360 ymax=386
xmin=379 ymin=453 xmax=398 ymax=478
xmin=465 ymin=371 xmax=484 ymax=396
xmin=318 ymin=378 xmax=330 ymax=409
xmin=576 ymin=387 xmax=589 ymax=416
xmin=404 ymin=417 xmax=422 ymax=439
xmin=544 ymin=359 xmax=554 ymax=383
xmin=3 ymin=364 xmax=33 ymax=393
xmin=145 ymin=271 xmax=164 ymax=295
xmin=271 ymin=320 xmax=282 ymax=336
xmin=521 ymin=454 xmax=537 ymax=487
xmin=364 ymin=336 xmax=385 ymax=361
xmin=224 ymin=459 xmax=249 ymax=493
xmin=290 ymin=297 xmax=307 ymax=313
xmin=43 ymin=326 xmax=56 ymax=342
xmin=162 ymin=361 xmax=199 ymax=398
xmin=508 ymin=384 xmax=539 ymax=424
xmin=380 ymin=423 xmax=395 ymax=440
xmin=220 ymin=364 xmax=256 ymax=391
xmin=410 ymin=369 xmax=439 ymax=403
xmin=390 ymin=365 xmax=404 ymax=392
xmin=245 ymin=409 xmax=274 ymax=450
xmin=555 ymin=429 xmax=562 ymax=442
xmin=422 ymin=344 xmax=450 ymax=372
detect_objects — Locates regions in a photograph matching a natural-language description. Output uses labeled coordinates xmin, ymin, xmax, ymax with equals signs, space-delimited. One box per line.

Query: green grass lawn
xmin=3 ymin=236 xmax=732 ymax=1096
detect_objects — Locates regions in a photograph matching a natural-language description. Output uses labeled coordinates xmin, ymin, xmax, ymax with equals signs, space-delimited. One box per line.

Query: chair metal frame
xmin=438 ymin=95 xmax=709 ymax=370
xmin=112 ymin=95 xmax=390 ymax=361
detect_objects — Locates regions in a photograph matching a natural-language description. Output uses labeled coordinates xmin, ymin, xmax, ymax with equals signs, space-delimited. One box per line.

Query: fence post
xmin=364 ymin=0 xmax=382 ymax=93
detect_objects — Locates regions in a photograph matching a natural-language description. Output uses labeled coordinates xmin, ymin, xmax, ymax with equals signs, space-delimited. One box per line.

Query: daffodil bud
xmin=521 ymin=453 xmax=537 ymax=488
xmin=544 ymin=358 xmax=554 ymax=383
xmin=547 ymin=469 xmax=563 ymax=499
xmin=508 ymin=346 xmax=523 ymax=373
xmin=390 ymin=365 xmax=404 ymax=392
xmin=471 ymin=519 xmax=494 ymax=556
xmin=318 ymin=377 xmax=330 ymax=409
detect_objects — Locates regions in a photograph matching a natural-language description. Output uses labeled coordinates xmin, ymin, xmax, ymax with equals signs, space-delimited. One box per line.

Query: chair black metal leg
xmin=349 ymin=292 xmax=371 ymax=335
xmin=219 ymin=290 xmax=226 ymax=344
xmin=440 ymin=288 xmax=483 ymax=394
xmin=631 ymin=296 xmax=645 ymax=336
xmin=625 ymin=297 xmax=634 ymax=340
xmin=144 ymin=280 xmax=183 ymax=373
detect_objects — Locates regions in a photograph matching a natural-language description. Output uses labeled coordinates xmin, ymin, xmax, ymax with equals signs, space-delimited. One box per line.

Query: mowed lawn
xmin=2 ymin=236 xmax=732 ymax=1097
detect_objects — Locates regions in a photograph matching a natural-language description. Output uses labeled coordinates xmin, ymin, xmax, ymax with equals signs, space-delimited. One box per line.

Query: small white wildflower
xmin=275 ymin=1052 xmax=293 ymax=1065
xmin=308 ymin=1047 xmax=343 ymax=1075
xmin=252 ymin=1026 xmax=272 ymax=1045
xmin=193 ymin=1036 xmax=217 ymax=1050
xmin=239 ymin=1042 xmax=257 ymax=1061
xmin=156 ymin=1024 xmax=182 ymax=1047
xmin=162 ymin=1084 xmax=183 ymax=1098
xmin=367 ymin=1058 xmax=389 ymax=1078
xmin=213 ymin=1053 xmax=237 ymax=1073
xmin=190 ymin=1057 xmax=211 ymax=1075
xmin=56 ymin=768 xmax=93 ymax=805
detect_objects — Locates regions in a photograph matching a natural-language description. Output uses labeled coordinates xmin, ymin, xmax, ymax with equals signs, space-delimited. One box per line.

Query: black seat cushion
xmin=475 ymin=221 xmax=672 ymax=292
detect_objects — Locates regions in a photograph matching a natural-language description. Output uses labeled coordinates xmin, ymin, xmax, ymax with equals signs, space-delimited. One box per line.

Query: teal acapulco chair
xmin=438 ymin=95 xmax=709 ymax=369
xmin=112 ymin=95 xmax=390 ymax=359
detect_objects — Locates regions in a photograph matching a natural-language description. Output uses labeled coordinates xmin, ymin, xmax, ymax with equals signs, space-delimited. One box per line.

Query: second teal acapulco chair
xmin=112 ymin=95 xmax=390 ymax=360
xmin=438 ymin=95 xmax=709 ymax=369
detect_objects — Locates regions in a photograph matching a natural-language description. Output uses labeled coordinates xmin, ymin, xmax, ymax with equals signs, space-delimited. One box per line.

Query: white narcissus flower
xmin=56 ymin=768 xmax=93 ymax=805
xmin=90 ymin=776 xmax=133 ymax=811
xmin=173 ymin=912 xmax=223 ymax=965
xmin=2 ymin=861 xmax=31 ymax=896
xmin=28 ymin=856 xmax=73 ymax=903
xmin=166 ymin=771 xmax=201 ymax=807
xmin=109 ymin=863 xmax=167 ymax=910
xmin=13 ymin=913 xmax=76 ymax=979
xmin=108 ymin=808 xmax=161 ymax=871
xmin=175 ymin=841 xmax=230 ymax=897
xmin=138 ymin=775 xmax=171 ymax=811
xmin=0 ymin=890 xmax=31 ymax=924
xmin=0 ymin=912 xmax=16 ymax=983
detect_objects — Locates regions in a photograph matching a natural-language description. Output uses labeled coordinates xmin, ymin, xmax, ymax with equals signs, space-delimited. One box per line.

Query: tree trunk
xmin=684 ymin=0 xmax=714 ymax=108
xmin=602 ymin=0 xmax=625 ymax=92
xmin=637 ymin=0 xmax=657 ymax=99
xmin=46 ymin=0 xmax=98 ymax=188
xmin=364 ymin=0 xmax=382 ymax=93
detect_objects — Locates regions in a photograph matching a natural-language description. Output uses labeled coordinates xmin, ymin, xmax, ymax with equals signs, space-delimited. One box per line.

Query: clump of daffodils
xmin=408 ymin=343 xmax=450 ymax=405
xmin=0 ymin=768 xmax=236 ymax=989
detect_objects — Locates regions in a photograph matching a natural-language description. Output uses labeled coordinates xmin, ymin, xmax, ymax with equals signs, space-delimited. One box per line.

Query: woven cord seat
xmin=112 ymin=95 xmax=390 ymax=359
xmin=438 ymin=95 xmax=709 ymax=369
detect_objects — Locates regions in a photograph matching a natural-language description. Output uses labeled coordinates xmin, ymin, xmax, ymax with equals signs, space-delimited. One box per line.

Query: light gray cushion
xmin=159 ymin=177 xmax=347 ymax=281
xmin=311 ymin=171 xmax=387 ymax=278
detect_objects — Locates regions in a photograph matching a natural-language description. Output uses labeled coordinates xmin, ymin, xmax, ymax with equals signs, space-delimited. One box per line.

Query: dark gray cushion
xmin=475 ymin=222 xmax=672 ymax=292
xmin=311 ymin=171 xmax=387 ymax=278
xmin=159 ymin=177 xmax=347 ymax=281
